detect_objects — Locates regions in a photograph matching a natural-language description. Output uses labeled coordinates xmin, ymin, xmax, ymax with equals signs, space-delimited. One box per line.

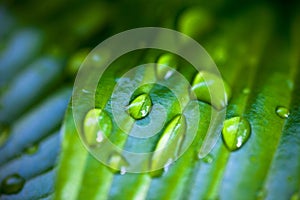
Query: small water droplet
xmin=83 ymin=108 xmax=112 ymax=147
xmin=66 ymin=49 xmax=90 ymax=77
xmin=200 ymin=153 xmax=214 ymax=164
xmin=24 ymin=144 xmax=39 ymax=155
xmin=191 ymin=71 xmax=231 ymax=110
xmin=0 ymin=174 xmax=25 ymax=194
xmin=0 ymin=123 xmax=10 ymax=147
xmin=107 ymin=152 xmax=129 ymax=174
xmin=276 ymin=106 xmax=290 ymax=119
xmin=127 ymin=93 xmax=152 ymax=120
xmin=222 ymin=116 xmax=251 ymax=151
xmin=256 ymin=188 xmax=267 ymax=200
xmin=156 ymin=53 xmax=177 ymax=80
xmin=290 ymin=192 xmax=300 ymax=200
xmin=151 ymin=115 xmax=186 ymax=173
xmin=242 ymin=88 xmax=250 ymax=94
xmin=178 ymin=7 xmax=213 ymax=39
xmin=213 ymin=46 xmax=227 ymax=64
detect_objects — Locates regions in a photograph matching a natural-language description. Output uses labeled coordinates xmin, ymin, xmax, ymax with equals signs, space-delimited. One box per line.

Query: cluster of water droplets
xmin=80 ymin=51 xmax=292 ymax=176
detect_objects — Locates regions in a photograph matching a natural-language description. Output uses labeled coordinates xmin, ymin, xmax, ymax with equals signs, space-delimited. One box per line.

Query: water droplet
xmin=107 ymin=152 xmax=129 ymax=174
xmin=156 ymin=53 xmax=177 ymax=80
xmin=0 ymin=174 xmax=25 ymax=194
xmin=242 ymin=88 xmax=250 ymax=94
xmin=83 ymin=108 xmax=112 ymax=147
xmin=222 ymin=116 xmax=251 ymax=151
xmin=178 ymin=7 xmax=213 ymax=39
xmin=24 ymin=144 xmax=39 ymax=155
xmin=256 ymin=188 xmax=267 ymax=200
xmin=276 ymin=106 xmax=290 ymax=119
xmin=200 ymin=153 xmax=214 ymax=164
xmin=127 ymin=93 xmax=152 ymax=120
xmin=0 ymin=123 xmax=10 ymax=147
xmin=290 ymin=192 xmax=300 ymax=200
xmin=213 ymin=46 xmax=227 ymax=64
xmin=191 ymin=71 xmax=231 ymax=110
xmin=66 ymin=49 xmax=90 ymax=77
xmin=151 ymin=115 xmax=186 ymax=172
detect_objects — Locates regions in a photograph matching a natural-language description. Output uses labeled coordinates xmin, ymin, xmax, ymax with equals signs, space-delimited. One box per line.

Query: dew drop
xmin=156 ymin=53 xmax=177 ymax=80
xmin=83 ymin=108 xmax=112 ymax=147
xmin=222 ymin=116 xmax=251 ymax=151
xmin=200 ymin=153 xmax=214 ymax=164
xmin=127 ymin=93 xmax=152 ymax=120
xmin=66 ymin=49 xmax=90 ymax=77
xmin=242 ymin=88 xmax=250 ymax=94
xmin=0 ymin=123 xmax=10 ymax=147
xmin=276 ymin=106 xmax=290 ymax=119
xmin=0 ymin=174 xmax=25 ymax=194
xmin=151 ymin=114 xmax=186 ymax=172
xmin=178 ymin=7 xmax=213 ymax=39
xmin=24 ymin=144 xmax=39 ymax=155
xmin=191 ymin=71 xmax=231 ymax=110
xmin=107 ymin=152 xmax=129 ymax=174
xmin=256 ymin=188 xmax=267 ymax=200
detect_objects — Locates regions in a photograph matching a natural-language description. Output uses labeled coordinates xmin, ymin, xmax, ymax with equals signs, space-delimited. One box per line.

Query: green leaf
xmin=55 ymin=5 xmax=300 ymax=200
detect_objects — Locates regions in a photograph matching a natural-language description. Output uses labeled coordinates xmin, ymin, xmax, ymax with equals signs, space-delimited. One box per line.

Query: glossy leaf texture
xmin=54 ymin=5 xmax=300 ymax=200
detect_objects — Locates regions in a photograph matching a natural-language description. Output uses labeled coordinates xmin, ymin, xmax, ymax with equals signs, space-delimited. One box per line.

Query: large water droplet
xmin=222 ymin=116 xmax=251 ymax=151
xmin=127 ymin=93 xmax=152 ymax=120
xmin=107 ymin=152 xmax=129 ymax=174
xmin=191 ymin=71 xmax=231 ymax=110
xmin=0 ymin=123 xmax=10 ymax=147
xmin=276 ymin=106 xmax=290 ymax=119
xmin=0 ymin=174 xmax=25 ymax=194
xmin=83 ymin=108 xmax=112 ymax=147
xmin=24 ymin=144 xmax=39 ymax=155
xmin=156 ymin=53 xmax=177 ymax=80
xmin=150 ymin=114 xmax=186 ymax=175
